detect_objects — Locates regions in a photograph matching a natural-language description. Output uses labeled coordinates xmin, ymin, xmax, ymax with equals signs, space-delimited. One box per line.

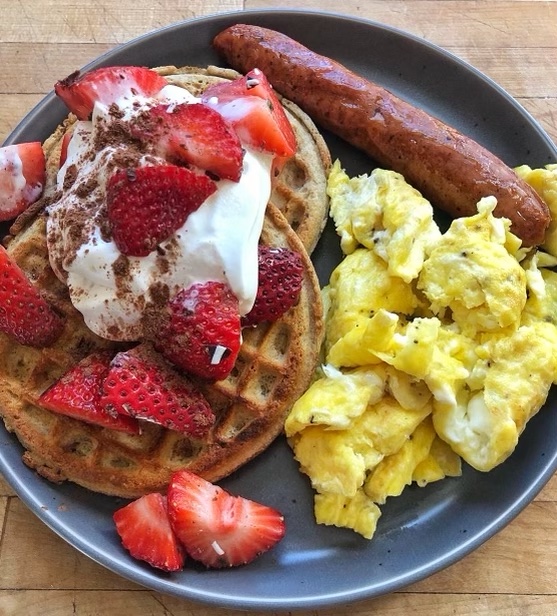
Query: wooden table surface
xmin=1 ymin=1 xmax=556 ymax=615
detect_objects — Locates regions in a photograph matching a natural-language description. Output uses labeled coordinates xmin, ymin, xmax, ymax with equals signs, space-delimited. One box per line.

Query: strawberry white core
xmin=46 ymin=84 xmax=273 ymax=341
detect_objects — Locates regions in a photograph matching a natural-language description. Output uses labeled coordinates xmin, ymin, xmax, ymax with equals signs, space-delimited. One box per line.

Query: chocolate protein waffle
xmin=0 ymin=66 xmax=328 ymax=498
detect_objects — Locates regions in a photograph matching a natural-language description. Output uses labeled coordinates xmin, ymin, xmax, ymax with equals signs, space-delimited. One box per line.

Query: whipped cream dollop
xmin=46 ymin=84 xmax=273 ymax=341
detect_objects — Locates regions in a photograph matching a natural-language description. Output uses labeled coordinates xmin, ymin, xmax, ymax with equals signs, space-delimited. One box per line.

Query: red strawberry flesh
xmin=38 ymin=352 xmax=140 ymax=434
xmin=114 ymin=492 xmax=185 ymax=572
xmin=155 ymin=281 xmax=241 ymax=381
xmin=58 ymin=131 xmax=72 ymax=168
xmin=0 ymin=245 xmax=64 ymax=347
xmin=202 ymin=69 xmax=296 ymax=158
xmin=54 ymin=66 xmax=168 ymax=120
xmin=100 ymin=344 xmax=215 ymax=438
xmin=242 ymin=245 xmax=304 ymax=327
xmin=106 ymin=164 xmax=216 ymax=257
xmin=132 ymin=102 xmax=244 ymax=182
xmin=0 ymin=142 xmax=46 ymax=221
xmin=167 ymin=470 xmax=285 ymax=568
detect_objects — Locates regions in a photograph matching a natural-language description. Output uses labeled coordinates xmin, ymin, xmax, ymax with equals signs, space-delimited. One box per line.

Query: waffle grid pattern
xmin=0 ymin=67 xmax=328 ymax=498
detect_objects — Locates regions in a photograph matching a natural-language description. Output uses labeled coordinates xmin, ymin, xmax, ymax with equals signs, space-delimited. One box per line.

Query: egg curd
xmin=285 ymin=161 xmax=557 ymax=539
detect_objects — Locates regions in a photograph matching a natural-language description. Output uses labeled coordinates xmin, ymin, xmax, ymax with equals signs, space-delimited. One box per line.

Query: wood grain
xmin=1 ymin=1 xmax=556 ymax=615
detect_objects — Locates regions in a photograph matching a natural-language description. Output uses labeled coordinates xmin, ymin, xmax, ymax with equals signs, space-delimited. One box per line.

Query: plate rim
xmin=1 ymin=7 xmax=557 ymax=611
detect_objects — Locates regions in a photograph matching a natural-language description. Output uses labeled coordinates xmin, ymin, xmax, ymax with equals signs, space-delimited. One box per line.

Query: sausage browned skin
xmin=213 ymin=24 xmax=550 ymax=246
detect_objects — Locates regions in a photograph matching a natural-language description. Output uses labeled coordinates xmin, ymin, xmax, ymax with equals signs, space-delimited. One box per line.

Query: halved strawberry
xmin=114 ymin=492 xmax=185 ymax=572
xmin=54 ymin=66 xmax=168 ymax=120
xmin=100 ymin=344 xmax=215 ymax=438
xmin=242 ymin=245 xmax=304 ymax=327
xmin=154 ymin=281 xmax=241 ymax=381
xmin=0 ymin=142 xmax=46 ymax=221
xmin=202 ymin=69 xmax=296 ymax=158
xmin=38 ymin=352 xmax=140 ymax=434
xmin=131 ymin=102 xmax=244 ymax=182
xmin=167 ymin=470 xmax=285 ymax=568
xmin=106 ymin=164 xmax=216 ymax=257
xmin=0 ymin=245 xmax=64 ymax=347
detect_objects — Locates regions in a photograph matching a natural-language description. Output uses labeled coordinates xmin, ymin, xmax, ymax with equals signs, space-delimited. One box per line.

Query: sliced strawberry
xmin=167 ymin=470 xmax=285 ymax=568
xmin=38 ymin=352 xmax=140 ymax=434
xmin=114 ymin=492 xmax=185 ymax=572
xmin=0 ymin=245 xmax=64 ymax=347
xmin=132 ymin=102 xmax=244 ymax=182
xmin=242 ymin=246 xmax=304 ymax=327
xmin=202 ymin=69 xmax=296 ymax=158
xmin=58 ymin=131 xmax=72 ymax=168
xmin=155 ymin=281 xmax=241 ymax=381
xmin=54 ymin=65 xmax=168 ymax=120
xmin=100 ymin=344 xmax=215 ymax=438
xmin=106 ymin=164 xmax=216 ymax=257
xmin=0 ymin=143 xmax=46 ymax=221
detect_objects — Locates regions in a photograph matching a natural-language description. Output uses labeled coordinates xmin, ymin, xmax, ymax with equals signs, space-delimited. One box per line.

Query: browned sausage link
xmin=214 ymin=24 xmax=550 ymax=246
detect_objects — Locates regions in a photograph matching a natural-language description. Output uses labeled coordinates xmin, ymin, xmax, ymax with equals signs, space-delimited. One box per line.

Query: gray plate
xmin=1 ymin=8 xmax=557 ymax=611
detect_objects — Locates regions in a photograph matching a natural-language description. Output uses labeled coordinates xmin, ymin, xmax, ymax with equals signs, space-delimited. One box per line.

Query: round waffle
xmin=0 ymin=66 xmax=328 ymax=498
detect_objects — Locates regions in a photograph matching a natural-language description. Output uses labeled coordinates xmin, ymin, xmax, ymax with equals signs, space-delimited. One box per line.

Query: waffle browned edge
xmin=0 ymin=67 xmax=327 ymax=498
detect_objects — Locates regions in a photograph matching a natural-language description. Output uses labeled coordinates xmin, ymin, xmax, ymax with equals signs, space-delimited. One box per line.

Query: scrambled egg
xmin=286 ymin=160 xmax=557 ymax=539
xmin=418 ymin=197 xmax=527 ymax=337
xmin=328 ymin=165 xmax=441 ymax=281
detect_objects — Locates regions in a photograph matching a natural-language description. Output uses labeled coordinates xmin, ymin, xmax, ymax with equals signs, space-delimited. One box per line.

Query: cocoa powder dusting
xmin=8 ymin=191 xmax=59 ymax=237
xmin=150 ymin=282 xmax=171 ymax=307
xmin=74 ymin=176 xmax=99 ymax=198
xmin=63 ymin=165 xmax=78 ymax=191
xmin=141 ymin=284 xmax=171 ymax=341
xmin=93 ymin=116 xmax=137 ymax=153
xmin=112 ymin=254 xmax=131 ymax=278
xmin=99 ymin=214 xmax=112 ymax=243
xmin=157 ymin=235 xmax=181 ymax=274
xmin=108 ymin=102 xmax=125 ymax=120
